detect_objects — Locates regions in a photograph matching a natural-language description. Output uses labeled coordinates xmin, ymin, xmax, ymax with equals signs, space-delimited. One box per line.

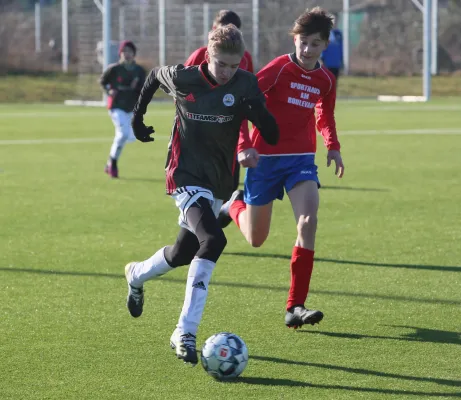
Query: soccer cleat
xmin=285 ymin=305 xmax=324 ymax=329
xmin=125 ymin=262 xmax=144 ymax=318
xmin=104 ymin=161 xmax=119 ymax=178
xmin=217 ymin=189 xmax=244 ymax=228
xmin=170 ymin=329 xmax=198 ymax=365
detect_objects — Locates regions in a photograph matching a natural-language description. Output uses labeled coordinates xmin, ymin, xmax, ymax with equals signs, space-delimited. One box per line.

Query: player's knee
xmin=247 ymin=231 xmax=268 ymax=248
xmin=198 ymin=231 xmax=227 ymax=262
xmin=297 ymin=214 xmax=318 ymax=239
xmin=165 ymin=244 xmax=196 ymax=268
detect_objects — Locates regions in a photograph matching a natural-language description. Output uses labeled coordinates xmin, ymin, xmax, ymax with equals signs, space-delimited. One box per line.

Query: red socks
xmin=286 ymin=246 xmax=315 ymax=310
xmin=229 ymin=200 xmax=246 ymax=228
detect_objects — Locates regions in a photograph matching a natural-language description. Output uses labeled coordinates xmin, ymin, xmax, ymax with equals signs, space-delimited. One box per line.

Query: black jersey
xmin=100 ymin=62 xmax=146 ymax=112
xmin=146 ymin=64 xmax=264 ymax=199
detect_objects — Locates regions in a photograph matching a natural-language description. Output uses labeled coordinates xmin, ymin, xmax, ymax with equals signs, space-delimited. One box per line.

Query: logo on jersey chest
xmin=223 ymin=94 xmax=235 ymax=107
xmin=186 ymin=112 xmax=234 ymax=124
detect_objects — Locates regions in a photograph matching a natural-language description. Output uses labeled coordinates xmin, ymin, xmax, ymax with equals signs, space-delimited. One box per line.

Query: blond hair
xmin=207 ymin=24 xmax=245 ymax=57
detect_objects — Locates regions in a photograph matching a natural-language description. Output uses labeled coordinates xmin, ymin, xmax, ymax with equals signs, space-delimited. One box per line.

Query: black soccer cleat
xmin=217 ymin=189 xmax=244 ymax=228
xmin=125 ymin=262 xmax=144 ymax=318
xmin=170 ymin=329 xmax=198 ymax=366
xmin=285 ymin=305 xmax=324 ymax=329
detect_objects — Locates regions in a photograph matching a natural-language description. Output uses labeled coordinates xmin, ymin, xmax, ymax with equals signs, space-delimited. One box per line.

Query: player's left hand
xmin=238 ymin=148 xmax=260 ymax=168
xmin=327 ymin=150 xmax=344 ymax=178
xmin=132 ymin=117 xmax=155 ymax=143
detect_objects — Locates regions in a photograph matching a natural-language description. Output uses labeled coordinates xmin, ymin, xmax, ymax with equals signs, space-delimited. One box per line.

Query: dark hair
xmin=119 ymin=40 xmax=136 ymax=56
xmin=290 ymin=7 xmax=334 ymax=41
xmin=207 ymin=24 xmax=245 ymax=57
xmin=213 ymin=10 xmax=242 ymax=29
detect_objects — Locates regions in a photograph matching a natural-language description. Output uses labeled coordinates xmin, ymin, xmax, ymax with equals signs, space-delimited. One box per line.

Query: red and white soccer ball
xmin=200 ymin=332 xmax=249 ymax=380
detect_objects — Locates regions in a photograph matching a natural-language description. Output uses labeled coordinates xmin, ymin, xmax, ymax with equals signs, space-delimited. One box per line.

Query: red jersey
xmin=184 ymin=47 xmax=254 ymax=73
xmin=238 ymin=53 xmax=340 ymax=155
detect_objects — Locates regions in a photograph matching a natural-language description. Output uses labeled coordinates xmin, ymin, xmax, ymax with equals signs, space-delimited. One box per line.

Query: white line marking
xmin=340 ymin=128 xmax=461 ymax=135
xmin=0 ymin=111 xmax=174 ymax=118
xmin=0 ymin=128 xmax=461 ymax=145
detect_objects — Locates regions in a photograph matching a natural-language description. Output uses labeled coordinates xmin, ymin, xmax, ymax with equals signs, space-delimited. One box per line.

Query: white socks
xmin=177 ymin=258 xmax=216 ymax=336
xmin=128 ymin=247 xmax=173 ymax=288
xmin=127 ymin=251 xmax=216 ymax=337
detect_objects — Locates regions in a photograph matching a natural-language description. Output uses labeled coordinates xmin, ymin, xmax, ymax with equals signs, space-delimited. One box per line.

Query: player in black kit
xmin=123 ymin=24 xmax=279 ymax=365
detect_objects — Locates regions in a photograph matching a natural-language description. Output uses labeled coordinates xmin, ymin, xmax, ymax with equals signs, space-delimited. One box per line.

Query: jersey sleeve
xmin=99 ymin=64 xmax=116 ymax=93
xmin=132 ymin=68 xmax=161 ymax=119
xmin=256 ymin=58 xmax=285 ymax=94
xmin=315 ymin=78 xmax=341 ymax=151
xmin=184 ymin=48 xmax=206 ymax=67
xmin=155 ymin=65 xmax=183 ymax=97
xmin=237 ymin=73 xmax=272 ymax=153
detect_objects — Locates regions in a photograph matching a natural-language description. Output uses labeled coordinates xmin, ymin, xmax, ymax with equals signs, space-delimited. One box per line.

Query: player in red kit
xmin=185 ymin=10 xmax=253 ymax=73
xmin=219 ymin=7 xmax=345 ymax=329
xmin=185 ymin=10 xmax=254 ymax=195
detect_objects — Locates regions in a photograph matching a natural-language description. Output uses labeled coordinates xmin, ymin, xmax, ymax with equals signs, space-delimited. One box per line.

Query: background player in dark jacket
xmin=184 ymin=10 xmax=254 ymax=196
xmin=100 ymin=40 xmax=146 ymax=178
xmin=124 ymin=25 xmax=278 ymax=365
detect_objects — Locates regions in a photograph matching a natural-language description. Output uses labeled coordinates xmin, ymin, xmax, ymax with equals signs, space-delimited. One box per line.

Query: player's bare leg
xmin=219 ymin=190 xmax=273 ymax=248
xmin=285 ymin=180 xmax=323 ymax=328
xmin=237 ymin=202 xmax=273 ymax=247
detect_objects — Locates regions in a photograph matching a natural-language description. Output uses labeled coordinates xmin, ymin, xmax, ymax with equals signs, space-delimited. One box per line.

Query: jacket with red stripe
xmin=185 ymin=47 xmax=254 ymax=140
xmin=238 ymin=53 xmax=340 ymax=155
xmin=135 ymin=63 xmax=265 ymax=200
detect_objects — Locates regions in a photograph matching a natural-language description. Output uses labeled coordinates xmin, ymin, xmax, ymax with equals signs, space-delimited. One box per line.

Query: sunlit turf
xmin=0 ymin=100 xmax=460 ymax=399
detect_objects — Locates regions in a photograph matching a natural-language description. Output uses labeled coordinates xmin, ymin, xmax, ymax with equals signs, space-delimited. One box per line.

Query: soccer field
xmin=1 ymin=100 xmax=460 ymax=399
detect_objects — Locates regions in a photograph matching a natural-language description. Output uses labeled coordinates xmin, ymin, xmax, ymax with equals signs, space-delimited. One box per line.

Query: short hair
xmin=213 ymin=10 xmax=242 ymax=29
xmin=207 ymin=24 xmax=245 ymax=57
xmin=290 ymin=7 xmax=334 ymax=41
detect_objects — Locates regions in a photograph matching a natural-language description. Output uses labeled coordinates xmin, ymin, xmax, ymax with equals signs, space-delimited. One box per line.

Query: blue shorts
xmin=244 ymin=154 xmax=320 ymax=206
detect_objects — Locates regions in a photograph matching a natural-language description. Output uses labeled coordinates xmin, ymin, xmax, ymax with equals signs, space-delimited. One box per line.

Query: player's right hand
xmin=238 ymin=148 xmax=259 ymax=168
xmin=132 ymin=118 xmax=155 ymax=143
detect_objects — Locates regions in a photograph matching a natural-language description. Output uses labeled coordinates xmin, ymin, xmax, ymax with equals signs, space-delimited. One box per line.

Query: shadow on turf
xmin=224 ymin=252 xmax=461 ymax=273
xmin=236 ymin=376 xmax=461 ymax=397
xmin=321 ymin=185 xmax=389 ymax=192
xmin=299 ymin=326 xmax=461 ymax=346
xmin=116 ymin=177 xmax=166 ymax=183
xmin=1 ymin=267 xmax=460 ymax=306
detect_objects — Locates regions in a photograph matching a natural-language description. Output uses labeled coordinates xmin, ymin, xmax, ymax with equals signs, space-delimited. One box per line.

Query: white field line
xmin=1 ymin=128 xmax=461 ymax=145
xmin=0 ymin=104 xmax=460 ymax=118
xmin=0 ymin=111 xmax=174 ymax=118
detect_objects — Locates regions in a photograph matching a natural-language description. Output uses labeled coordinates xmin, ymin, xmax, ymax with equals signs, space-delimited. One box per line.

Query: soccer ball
xmin=200 ymin=332 xmax=249 ymax=380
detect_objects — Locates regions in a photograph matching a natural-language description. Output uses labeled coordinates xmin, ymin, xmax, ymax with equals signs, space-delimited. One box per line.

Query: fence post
xmin=252 ymin=0 xmax=259 ymax=71
xmin=185 ymin=5 xmax=192 ymax=59
xmin=342 ymin=0 xmax=350 ymax=75
xmin=62 ymin=0 xmax=68 ymax=72
xmin=35 ymin=1 xmax=41 ymax=53
xmin=203 ymin=3 xmax=210 ymax=44
xmin=159 ymin=0 xmax=166 ymax=65
xmin=119 ymin=6 xmax=125 ymax=41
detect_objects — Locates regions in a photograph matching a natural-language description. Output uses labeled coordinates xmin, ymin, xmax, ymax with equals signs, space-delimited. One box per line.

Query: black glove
xmin=132 ymin=116 xmax=155 ymax=143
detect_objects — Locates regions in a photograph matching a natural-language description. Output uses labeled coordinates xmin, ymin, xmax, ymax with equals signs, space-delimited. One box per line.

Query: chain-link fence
xmin=1 ymin=0 xmax=461 ymax=99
